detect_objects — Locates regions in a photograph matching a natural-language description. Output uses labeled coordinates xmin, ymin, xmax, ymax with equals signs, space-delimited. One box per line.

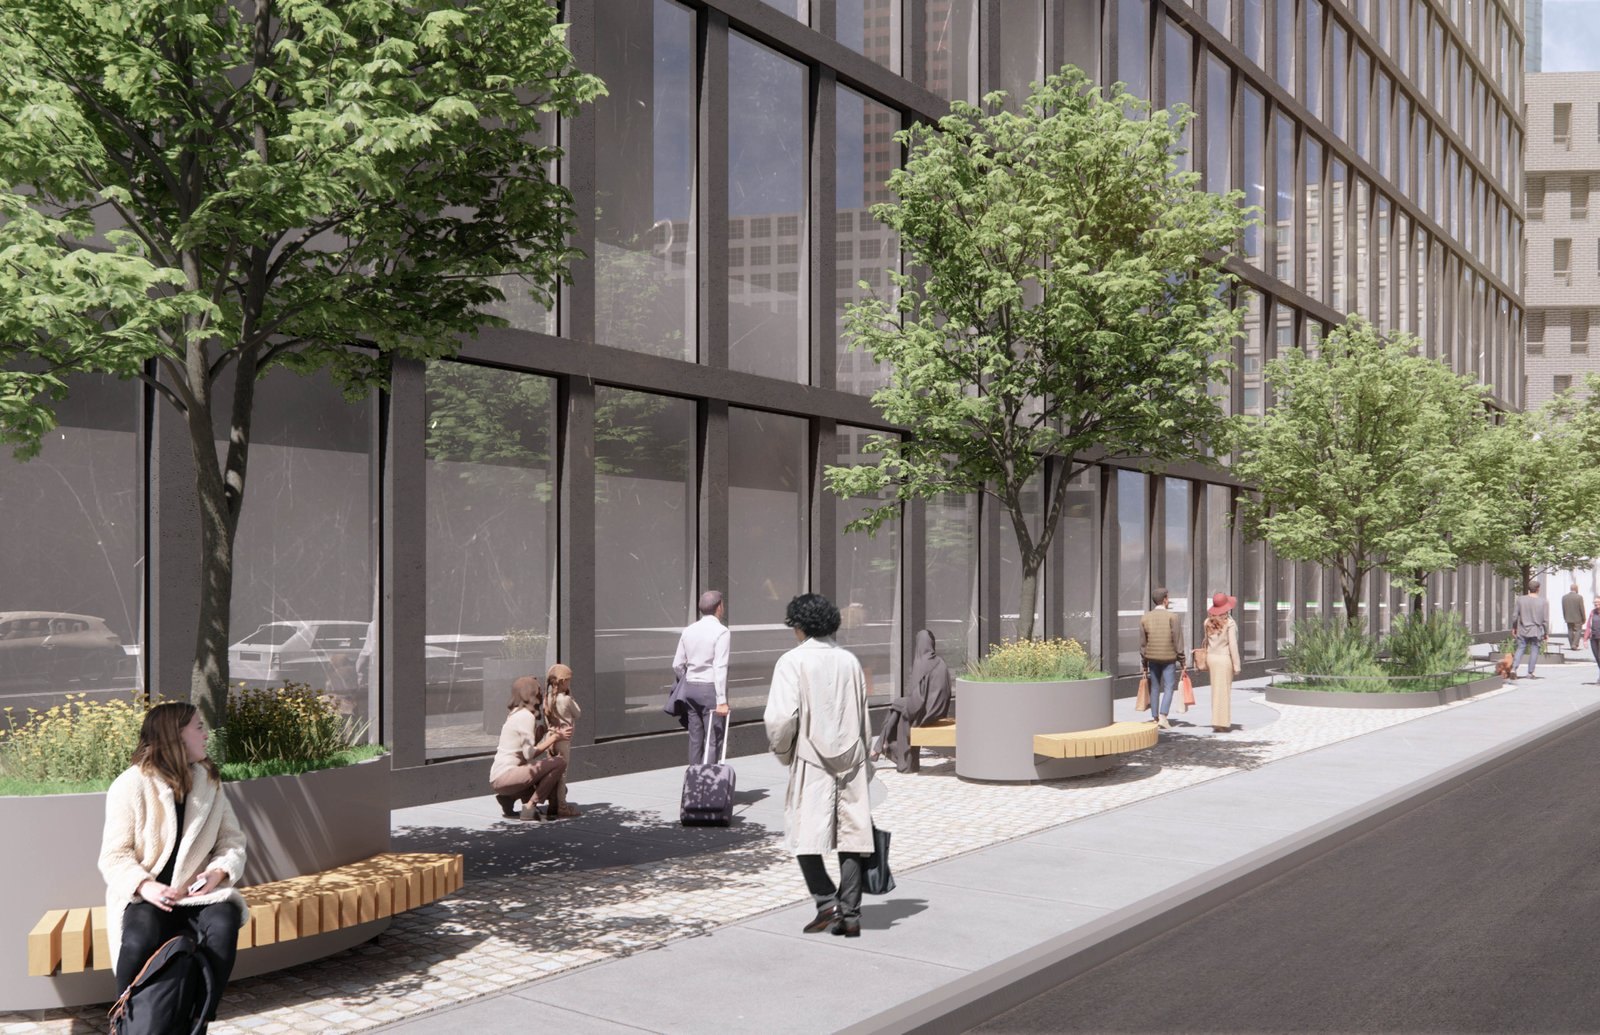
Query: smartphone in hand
xmin=187 ymin=877 xmax=207 ymax=895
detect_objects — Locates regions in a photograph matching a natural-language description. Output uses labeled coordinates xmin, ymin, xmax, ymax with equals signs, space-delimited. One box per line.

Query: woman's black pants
xmin=117 ymin=899 xmax=240 ymax=1022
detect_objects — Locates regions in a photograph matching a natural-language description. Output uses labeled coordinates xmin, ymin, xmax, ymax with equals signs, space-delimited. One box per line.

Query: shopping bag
xmin=864 ymin=826 xmax=895 ymax=895
xmin=1179 ymin=671 xmax=1196 ymax=712
xmin=1135 ymin=674 xmax=1150 ymax=713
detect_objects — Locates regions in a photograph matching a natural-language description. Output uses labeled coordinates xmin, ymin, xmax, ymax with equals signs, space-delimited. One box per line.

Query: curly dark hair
xmin=784 ymin=593 xmax=841 ymax=638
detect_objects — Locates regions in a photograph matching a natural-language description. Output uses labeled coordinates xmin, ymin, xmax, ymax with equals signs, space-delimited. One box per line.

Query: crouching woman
xmin=100 ymin=702 xmax=248 ymax=1028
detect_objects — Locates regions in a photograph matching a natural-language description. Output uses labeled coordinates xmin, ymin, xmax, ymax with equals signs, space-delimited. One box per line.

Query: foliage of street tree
xmin=1458 ymin=388 xmax=1600 ymax=591
xmin=0 ymin=0 xmax=603 ymax=723
xmin=825 ymin=66 xmax=1251 ymax=640
xmin=1233 ymin=318 xmax=1490 ymax=625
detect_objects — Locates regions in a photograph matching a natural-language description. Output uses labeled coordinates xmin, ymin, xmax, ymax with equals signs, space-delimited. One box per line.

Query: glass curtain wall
xmin=998 ymin=473 xmax=1044 ymax=643
xmin=0 ymin=375 xmax=141 ymax=711
xmin=913 ymin=0 xmax=978 ymax=104
xmin=425 ymin=364 xmax=557 ymax=759
xmin=1057 ymin=469 xmax=1100 ymax=652
xmin=225 ymin=369 xmax=373 ymax=722
xmin=835 ymin=426 xmax=900 ymax=703
xmin=593 ymin=388 xmax=696 ymax=736
xmin=594 ymin=0 xmax=696 ymax=360
xmin=836 ymin=87 xmax=900 ymax=396
xmin=925 ymin=490 xmax=978 ymax=675
xmin=1115 ymin=470 xmax=1148 ymax=674
xmin=728 ymin=409 xmax=808 ymax=713
xmin=728 ymin=34 xmax=808 ymax=382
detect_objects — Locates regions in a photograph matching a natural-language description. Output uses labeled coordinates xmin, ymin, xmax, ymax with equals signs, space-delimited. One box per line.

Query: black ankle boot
xmin=495 ymin=794 xmax=518 ymax=818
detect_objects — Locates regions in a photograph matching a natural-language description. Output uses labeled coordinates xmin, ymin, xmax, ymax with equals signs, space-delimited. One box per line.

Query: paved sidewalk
xmin=5 ymin=669 xmax=1593 ymax=1035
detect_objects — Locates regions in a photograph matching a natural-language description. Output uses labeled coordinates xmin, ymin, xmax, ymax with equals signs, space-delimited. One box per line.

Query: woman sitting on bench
xmin=99 ymin=702 xmax=248 ymax=1030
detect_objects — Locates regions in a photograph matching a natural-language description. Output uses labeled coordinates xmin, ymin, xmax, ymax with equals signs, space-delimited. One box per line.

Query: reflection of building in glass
xmin=1 ymin=0 xmax=1526 ymax=801
xmin=1524 ymin=73 xmax=1600 ymax=406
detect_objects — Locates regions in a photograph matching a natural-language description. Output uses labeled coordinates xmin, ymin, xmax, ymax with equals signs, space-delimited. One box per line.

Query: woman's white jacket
xmin=763 ymin=637 xmax=875 ymax=855
xmin=98 ymin=763 xmax=249 ymax=971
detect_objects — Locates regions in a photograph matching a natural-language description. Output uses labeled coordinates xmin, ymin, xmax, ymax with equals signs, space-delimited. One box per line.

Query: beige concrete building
xmin=1524 ymin=71 xmax=1600 ymax=405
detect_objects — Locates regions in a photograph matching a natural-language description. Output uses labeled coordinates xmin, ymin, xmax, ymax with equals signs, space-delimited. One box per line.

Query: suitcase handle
xmin=702 ymin=708 xmax=731 ymax=766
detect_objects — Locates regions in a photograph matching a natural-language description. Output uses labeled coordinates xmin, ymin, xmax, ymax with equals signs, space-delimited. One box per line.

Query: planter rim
xmin=0 ymin=751 xmax=389 ymax=801
xmin=955 ymin=674 xmax=1113 ymax=685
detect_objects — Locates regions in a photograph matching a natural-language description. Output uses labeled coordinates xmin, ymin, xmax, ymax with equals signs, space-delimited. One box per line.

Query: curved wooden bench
xmin=908 ymin=718 xmax=957 ymax=748
xmin=27 ymin=851 xmax=463 ymax=977
xmin=1033 ymin=721 xmax=1158 ymax=759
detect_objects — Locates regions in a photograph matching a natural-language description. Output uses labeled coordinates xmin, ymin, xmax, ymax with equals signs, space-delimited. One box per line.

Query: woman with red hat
xmin=1200 ymin=592 xmax=1242 ymax=732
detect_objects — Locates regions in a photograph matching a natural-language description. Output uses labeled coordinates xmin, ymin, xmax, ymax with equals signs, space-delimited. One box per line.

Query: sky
xmin=1542 ymin=1 xmax=1600 ymax=72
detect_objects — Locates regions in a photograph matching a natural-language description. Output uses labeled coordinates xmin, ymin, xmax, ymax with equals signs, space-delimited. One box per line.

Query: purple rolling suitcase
xmin=681 ymin=712 xmax=735 ymax=825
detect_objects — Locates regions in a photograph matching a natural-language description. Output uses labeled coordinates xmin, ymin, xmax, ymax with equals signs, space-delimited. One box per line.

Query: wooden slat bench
xmin=26 ymin=851 xmax=463 ymax=977
xmin=1033 ymin=721 xmax=1159 ymax=759
xmin=908 ymin=718 xmax=957 ymax=749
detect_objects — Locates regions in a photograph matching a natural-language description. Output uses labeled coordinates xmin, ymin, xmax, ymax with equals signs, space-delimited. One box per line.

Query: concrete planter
xmin=0 ymin=756 xmax=391 ymax=1010
xmin=955 ymin=676 xmax=1116 ymax=782
xmin=1265 ymin=673 xmax=1503 ymax=709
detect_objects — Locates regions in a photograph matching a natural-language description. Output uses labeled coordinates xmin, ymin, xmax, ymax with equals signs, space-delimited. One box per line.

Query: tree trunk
xmin=1341 ymin=569 xmax=1364 ymax=629
xmin=191 ymin=483 xmax=235 ymax=730
xmin=1519 ymin=564 xmax=1534 ymax=594
xmin=1410 ymin=569 xmax=1426 ymax=616
xmin=1019 ymin=566 xmax=1040 ymax=642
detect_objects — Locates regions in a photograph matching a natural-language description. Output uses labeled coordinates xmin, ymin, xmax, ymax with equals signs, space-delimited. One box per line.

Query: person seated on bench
xmin=872 ymin=629 xmax=953 ymax=772
xmin=99 ymin=702 xmax=248 ymax=1030
xmin=491 ymin=675 xmax=571 ymax=821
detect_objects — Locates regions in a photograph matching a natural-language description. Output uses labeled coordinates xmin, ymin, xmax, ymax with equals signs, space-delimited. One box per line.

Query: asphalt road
xmin=973 ymin=709 xmax=1600 ymax=1034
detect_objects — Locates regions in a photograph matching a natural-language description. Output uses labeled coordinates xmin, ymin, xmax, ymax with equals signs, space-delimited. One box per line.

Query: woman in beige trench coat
xmin=764 ymin=593 xmax=875 ymax=938
xmin=1201 ymin=592 xmax=1243 ymax=732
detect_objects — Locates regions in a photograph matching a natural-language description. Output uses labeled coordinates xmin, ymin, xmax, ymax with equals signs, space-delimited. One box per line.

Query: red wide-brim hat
xmin=1207 ymin=593 xmax=1237 ymax=617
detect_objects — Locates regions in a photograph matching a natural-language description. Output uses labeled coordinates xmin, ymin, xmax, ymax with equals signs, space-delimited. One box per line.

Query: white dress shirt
xmin=673 ymin=614 xmax=730 ymax=704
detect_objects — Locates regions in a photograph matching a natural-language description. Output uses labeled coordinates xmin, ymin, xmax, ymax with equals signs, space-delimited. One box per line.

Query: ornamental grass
xmin=965 ymin=637 xmax=1105 ymax=682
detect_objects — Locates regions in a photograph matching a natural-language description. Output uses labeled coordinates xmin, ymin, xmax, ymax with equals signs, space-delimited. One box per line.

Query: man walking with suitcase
xmin=764 ymin=593 xmax=874 ymax=938
xmin=673 ymin=590 xmax=730 ymax=764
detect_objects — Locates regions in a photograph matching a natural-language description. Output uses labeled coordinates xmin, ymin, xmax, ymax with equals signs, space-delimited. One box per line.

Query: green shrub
xmin=1382 ymin=611 xmax=1471 ymax=676
xmin=0 ymin=692 xmax=148 ymax=786
xmin=1281 ymin=621 xmax=1390 ymax=692
xmin=213 ymin=683 xmax=368 ymax=766
xmin=966 ymin=638 xmax=1106 ymax=681
xmin=217 ymin=743 xmax=387 ymax=782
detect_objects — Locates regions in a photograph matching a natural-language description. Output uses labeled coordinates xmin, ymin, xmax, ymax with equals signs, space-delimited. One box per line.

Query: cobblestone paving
xmin=0 ymin=681 xmax=1515 ymax=1034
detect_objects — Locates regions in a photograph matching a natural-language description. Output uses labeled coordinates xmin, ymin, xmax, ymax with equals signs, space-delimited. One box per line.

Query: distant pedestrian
xmin=1140 ymin=587 xmax=1186 ymax=729
xmin=1583 ymin=600 xmax=1600 ymax=683
xmin=764 ymin=593 xmax=874 ymax=938
xmin=1563 ymin=583 xmax=1587 ymax=650
xmin=1513 ymin=581 xmax=1548 ymax=679
xmin=100 ymin=702 xmax=247 ymax=1032
xmin=490 ymin=676 xmax=571 ymax=821
xmin=1200 ymin=593 xmax=1243 ymax=733
xmin=673 ymin=590 xmax=730 ymax=765
xmin=872 ymin=629 xmax=953 ymax=772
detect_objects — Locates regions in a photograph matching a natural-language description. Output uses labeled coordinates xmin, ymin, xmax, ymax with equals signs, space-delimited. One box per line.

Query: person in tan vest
xmin=1140 ymin=587 xmax=1186 ymax=729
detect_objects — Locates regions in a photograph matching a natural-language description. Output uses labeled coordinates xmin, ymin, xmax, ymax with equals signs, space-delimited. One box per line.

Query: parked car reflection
xmin=0 ymin=611 xmax=129 ymax=686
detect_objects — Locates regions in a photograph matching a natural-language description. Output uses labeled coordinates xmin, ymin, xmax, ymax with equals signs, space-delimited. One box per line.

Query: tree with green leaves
xmin=824 ymin=67 xmax=1250 ymax=641
xmin=1233 ymin=318 xmax=1491 ymax=626
xmin=0 ymin=0 xmax=603 ymax=723
xmin=1458 ymin=389 xmax=1600 ymax=592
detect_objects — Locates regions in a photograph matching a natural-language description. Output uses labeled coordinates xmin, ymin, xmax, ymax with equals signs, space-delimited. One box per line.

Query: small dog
xmin=1495 ymin=652 xmax=1517 ymax=680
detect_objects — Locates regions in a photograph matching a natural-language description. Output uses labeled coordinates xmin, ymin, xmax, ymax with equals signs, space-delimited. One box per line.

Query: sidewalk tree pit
xmin=825 ymin=66 xmax=1250 ymax=642
xmin=0 ymin=0 xmax=605 ymax=725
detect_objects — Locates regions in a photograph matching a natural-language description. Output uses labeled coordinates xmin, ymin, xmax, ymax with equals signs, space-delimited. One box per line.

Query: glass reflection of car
xmin=0 ymin=611 xmax=126 ymax=683
xmin=229 ymin=620 xmax=460 ymax=692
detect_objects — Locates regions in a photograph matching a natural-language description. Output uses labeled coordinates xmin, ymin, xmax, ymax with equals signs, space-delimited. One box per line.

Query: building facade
xmin=0 ymin=0 xmax=1525 ymax=806
xmin=1524 ymin=71 xmax=1600 ymax=405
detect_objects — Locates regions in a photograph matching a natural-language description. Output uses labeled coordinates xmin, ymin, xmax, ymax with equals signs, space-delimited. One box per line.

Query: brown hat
xmin=1207 ymin=592 xmax=1237 ymax=617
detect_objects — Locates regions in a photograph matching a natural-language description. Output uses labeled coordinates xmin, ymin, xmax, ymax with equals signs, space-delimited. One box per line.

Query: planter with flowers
xmin=0 ymin=685 xmax=387 ymax=1009
xmin=955 ymin=638 xmax=1115 ymax=782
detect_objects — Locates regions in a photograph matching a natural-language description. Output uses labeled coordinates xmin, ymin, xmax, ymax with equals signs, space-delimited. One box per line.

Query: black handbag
xmin=863 ymin=825 xmax=895 ymax=895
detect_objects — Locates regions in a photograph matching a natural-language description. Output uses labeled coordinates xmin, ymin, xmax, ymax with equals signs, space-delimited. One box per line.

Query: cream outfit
xmin=1204 ymin=616 xmax=1243 ymax=731
xmin=763 ymin=637 xmax=874 ymax=856
xmin=98 ymin=763 xmax=249 ymax=972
